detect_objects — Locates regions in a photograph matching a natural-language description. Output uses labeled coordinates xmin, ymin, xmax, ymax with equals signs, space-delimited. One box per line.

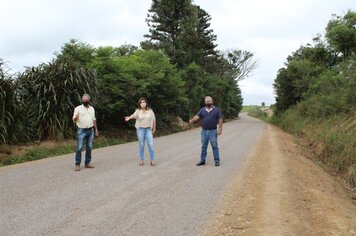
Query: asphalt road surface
xmin=0 ymin=113 xmax=265 ymax=236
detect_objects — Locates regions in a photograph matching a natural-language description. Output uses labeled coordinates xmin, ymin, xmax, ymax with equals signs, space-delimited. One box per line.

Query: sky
xmin=0 ymin=0 xmax=354 ymax=105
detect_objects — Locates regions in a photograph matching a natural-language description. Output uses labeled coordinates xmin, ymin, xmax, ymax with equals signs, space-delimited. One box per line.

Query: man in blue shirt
xmin=189 ymin=96 xmax=223 ymax=166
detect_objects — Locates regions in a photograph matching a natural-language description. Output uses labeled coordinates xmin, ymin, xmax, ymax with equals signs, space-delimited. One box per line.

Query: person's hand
xmin=124 ymin=116 xmax=130 ymax=122
xmin=188 ymin=119 xmax=193 ymax=125
xmin=95 ymin=129 xmax=99 ymax=137
xmin=218 ymin=128 xmax=222 ymax=135
xmin=152 ymin=129 xmax=156 ymax=135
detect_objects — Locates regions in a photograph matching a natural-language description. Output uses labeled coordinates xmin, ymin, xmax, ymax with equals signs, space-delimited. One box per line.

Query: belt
xmin=202 ymin=128 xmax=217 ymax=130
xmin=79 ymin=127 xmax=93 ymax=130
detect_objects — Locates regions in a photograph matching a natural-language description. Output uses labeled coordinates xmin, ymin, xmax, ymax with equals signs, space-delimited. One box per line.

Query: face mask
xmin=83 ymin=101 xmax=89 ymax=107
xmin=206 ymin=103 xmax=213 ymax=108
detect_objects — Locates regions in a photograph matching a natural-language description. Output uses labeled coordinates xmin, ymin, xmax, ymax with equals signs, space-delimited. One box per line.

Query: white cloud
xmin=239 ymin=79 xmax=275 ymax=106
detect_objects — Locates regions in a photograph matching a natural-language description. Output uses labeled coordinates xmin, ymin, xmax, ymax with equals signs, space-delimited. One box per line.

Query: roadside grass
xmin=241 ymin=105 xmax=257 ymax=113
xmin=271 ymin=110 xmax=356 ymax=188
xmin=243 ymin=105 xmax=270 ymax=122
xmin=0 ymin=144 xmax=75 ymax=166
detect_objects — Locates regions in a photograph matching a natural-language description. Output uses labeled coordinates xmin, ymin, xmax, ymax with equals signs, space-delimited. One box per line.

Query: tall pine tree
xmin=141 ymin=0 xmax=219 ymax=69
xmin=141 ymin=0 xmax=194 ymax=67
xmin=180 ymin=6 xmax=219 ymax=69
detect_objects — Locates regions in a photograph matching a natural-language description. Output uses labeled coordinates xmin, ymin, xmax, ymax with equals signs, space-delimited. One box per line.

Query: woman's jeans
xmin=75 ymin=128 xmax=94 ymax=165
xmin=200 ymin=129 xmax=220 ymax=162
xmin=136 ymin=127 xmax=155 ymax=161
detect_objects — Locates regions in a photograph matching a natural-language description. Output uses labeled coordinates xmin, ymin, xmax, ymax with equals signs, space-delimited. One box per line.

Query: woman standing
xmin=125 ymin=97 xmax=156 ymax=166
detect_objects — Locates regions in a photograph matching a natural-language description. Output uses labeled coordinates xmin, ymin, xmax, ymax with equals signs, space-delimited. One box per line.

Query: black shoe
xmin=215 ymin=161 xmax=220 ymax=166
xmin=196 ymin=161 xmax=206 ymax=166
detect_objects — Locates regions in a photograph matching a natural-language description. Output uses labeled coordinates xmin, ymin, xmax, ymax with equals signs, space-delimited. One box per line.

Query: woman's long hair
xmin=137 ymin=97 xmax=150 ymax=110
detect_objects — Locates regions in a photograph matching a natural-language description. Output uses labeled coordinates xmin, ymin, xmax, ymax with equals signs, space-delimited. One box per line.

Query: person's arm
xmin=189 ymin=115 xmax=200 ymax=124
xmin=152 ymin=111 xmax=156 ymax=134
xmin=152 ymin=119 xmax=156 ymax=134
xmin=125 ymin=110 xmax=138 ymax=121
xmin=217 ymin=118 xmax=223 ymax=135
xmin=93 ymin=120 xmax=99 ymax=137
xmin=124 ymin=114 xmax=135 ymax=121
xmin=92 ymin=108 xmax=99 ymax=136
xmin=73 ymin=107 xmax=79 ymax=122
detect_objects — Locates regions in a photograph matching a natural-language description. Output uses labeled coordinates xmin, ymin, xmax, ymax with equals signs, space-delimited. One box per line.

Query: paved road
xmin=0 ymin=114 xmax=265 ymax=236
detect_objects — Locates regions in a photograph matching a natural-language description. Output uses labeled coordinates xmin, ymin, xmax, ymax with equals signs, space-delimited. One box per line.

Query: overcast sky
xmin=0 ymin=0 xmax=354 ymax=105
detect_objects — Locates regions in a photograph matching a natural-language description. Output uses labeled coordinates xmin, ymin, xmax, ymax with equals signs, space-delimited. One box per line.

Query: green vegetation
xmin=0 ymin=0 xmax=256 ymax=151
xmin=1 ymin=143 xmax=75 ymax=166
xmin=272 ymin=10 xmax=356 ymax=187
xmin=271 ymin=111 xmax=356 ymax=187
xmin=247 ymin=107 xmax=269 ymax=122
xmin=241 ymin=106 xmax=256 ymax=113
xmin=242 ymin=105 xmax=270 ymax=122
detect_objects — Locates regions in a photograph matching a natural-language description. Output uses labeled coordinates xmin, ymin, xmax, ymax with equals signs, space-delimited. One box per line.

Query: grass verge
xmin=243 ymin=105 xmax=270 ymax=122
xmin=271 ymin=110 xmax=356 ymax=188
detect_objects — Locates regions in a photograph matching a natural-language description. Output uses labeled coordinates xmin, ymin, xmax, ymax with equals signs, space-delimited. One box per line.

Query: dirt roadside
xmin=200 ymin=124 xmax=356 ymax=236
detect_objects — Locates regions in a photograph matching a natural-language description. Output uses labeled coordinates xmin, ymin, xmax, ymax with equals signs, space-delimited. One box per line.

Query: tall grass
xmin=271 ymin=108 xmax=356 ymax=187
xmin=243 ymin=106 xmax=269 ymax=122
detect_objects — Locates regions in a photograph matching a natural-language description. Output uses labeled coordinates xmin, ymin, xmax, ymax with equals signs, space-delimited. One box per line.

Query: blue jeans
xmin=75 ymin=128 xmax=94 ymax=165
xmin=136 ymin=128 xmax=154 ymax=161
xmin=200 ymin=129 xmax=220 ymax=162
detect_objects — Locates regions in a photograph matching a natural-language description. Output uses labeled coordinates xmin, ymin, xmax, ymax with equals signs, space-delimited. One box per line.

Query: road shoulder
xmin=199 ymin=123 xmax=356 ymax=235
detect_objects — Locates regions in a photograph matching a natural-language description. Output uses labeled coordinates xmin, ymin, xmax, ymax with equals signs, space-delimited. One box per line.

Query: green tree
xmin=274 ymin=11 xmax=356 ymax=115
xmin=93 ymin=49 xmax=188 ymax=128
xmin=326 ymin=10 xmax=356 ymax=60
xmin=273 ymin=60 xmax=324 ymax=114
xmin=179 ymin=6 xmax=219 ymax=68
xmin=180 ymin=63 xmax=205 ymax=115
xmin=96 ymin=44 xmax=138 ymax=59
xmin=218 ymin=76 xmax=243 ymax=117
xmin=180 ymin=62 xmax=243 ymax=117
xmin=142 ymin=0 xmax=194 ymax=67
xmin=56 ymin=39 xmax=95 ymax=66
xmin=142 ymin=0 xmax=219 ymax=69
xmin=287 ymin=36 xmax=338 ymax=68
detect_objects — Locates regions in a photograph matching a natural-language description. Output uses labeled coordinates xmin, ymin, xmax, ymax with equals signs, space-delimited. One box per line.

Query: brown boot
xmin=85 ymin=163 xmax=95 ymax=169
xmin=75 ymin=165 xmax=80 ymax=171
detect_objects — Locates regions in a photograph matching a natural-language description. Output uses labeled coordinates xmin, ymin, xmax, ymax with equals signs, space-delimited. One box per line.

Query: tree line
xmin=273 ymin=10 xmax=356 ymax=116
xmin=0 ymin=0 xmax=256 ymax=144
xmin=273 ymin=10 xmax=356 ymax=186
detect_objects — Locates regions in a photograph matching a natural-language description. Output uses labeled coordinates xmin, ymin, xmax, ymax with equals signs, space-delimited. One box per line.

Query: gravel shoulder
xmin=199 ymin=122 xmax=356 ymax=235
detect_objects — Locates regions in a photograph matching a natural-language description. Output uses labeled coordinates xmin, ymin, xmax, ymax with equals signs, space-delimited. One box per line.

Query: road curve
xmin=0 ymin=113 xmax=265 ymax=236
